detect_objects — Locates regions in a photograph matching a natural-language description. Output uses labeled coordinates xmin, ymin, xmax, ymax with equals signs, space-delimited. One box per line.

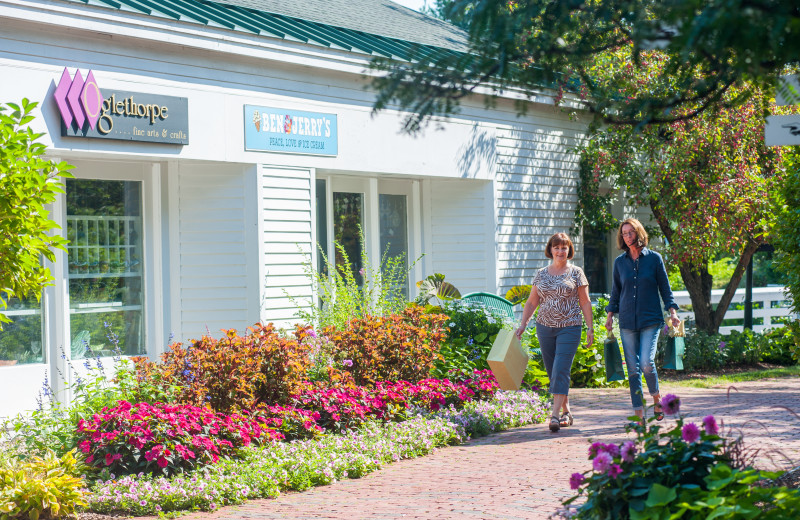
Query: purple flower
xmin=703 ymin=415 xmax=719 ymax=436
xmin=588 ymin=442 xmax=606 ymax=458
xmin=358 ymin=268 xmax=366 ymax=276
xmin=305 ymin=328 xmax=317 ymax=339
xmin=604 ymin=443 xmax=620 ymax=458
xmin=661 ymin=394 xmax=680 ymax=416
xmin=718 ymin=341 xmax=727 ymax=351
xmin=608 ymin=464 xmax=623 ymax=479
xmin=682 ymin=422 xmax=701 ymax=443
xmin=620 ymin=440 xmax=636 ymax=463
xmin=592 ymin=451 xmax=612 ymax=473
xmin=343 ymin=359 xmax=353 ymax=367
xmin=569 ymin=472 xmax=585 ymax=490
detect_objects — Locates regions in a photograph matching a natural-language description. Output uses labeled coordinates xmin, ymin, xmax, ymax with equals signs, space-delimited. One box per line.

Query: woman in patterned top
xmin=515 ymin=233 xmax=594 ymax=432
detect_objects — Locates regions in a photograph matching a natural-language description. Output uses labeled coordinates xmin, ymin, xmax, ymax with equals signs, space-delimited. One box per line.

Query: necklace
xmin=548 ymin=264 xmax=570 ymax=277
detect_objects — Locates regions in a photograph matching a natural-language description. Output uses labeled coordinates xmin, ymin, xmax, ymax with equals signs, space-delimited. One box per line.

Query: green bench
xmin=460 ymin=291 xmax=516 ymax=320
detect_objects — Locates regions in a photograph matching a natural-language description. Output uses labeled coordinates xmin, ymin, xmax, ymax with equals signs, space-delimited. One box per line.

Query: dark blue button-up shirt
xmin=606 ymin=248 xmax=679 ymax=331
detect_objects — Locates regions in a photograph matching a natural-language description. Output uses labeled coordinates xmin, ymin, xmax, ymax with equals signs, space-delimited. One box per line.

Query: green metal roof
xmin=62 ymin=0 xmax=462 ymax=61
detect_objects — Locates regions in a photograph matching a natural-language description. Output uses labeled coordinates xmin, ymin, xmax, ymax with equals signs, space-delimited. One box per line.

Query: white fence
xmin=672 ymin=286 xmax=794 ymax=335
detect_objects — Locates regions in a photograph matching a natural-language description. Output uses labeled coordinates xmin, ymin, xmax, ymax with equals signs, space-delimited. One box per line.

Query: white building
xmin=0 ymin=0 xmax=589 ymax=417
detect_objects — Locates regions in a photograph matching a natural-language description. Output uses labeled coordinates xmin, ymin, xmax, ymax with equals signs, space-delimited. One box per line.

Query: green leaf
xmin=646 ymin=484 xmax=677 ymax=507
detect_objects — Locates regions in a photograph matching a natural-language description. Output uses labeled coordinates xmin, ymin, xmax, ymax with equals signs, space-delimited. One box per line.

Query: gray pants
xmin=536 ymin=324 xmax=581 ymax=395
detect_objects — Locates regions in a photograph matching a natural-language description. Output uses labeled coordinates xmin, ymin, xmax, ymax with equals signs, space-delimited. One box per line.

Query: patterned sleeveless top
xmin=533 ymin=264 xmax=589 ymax=327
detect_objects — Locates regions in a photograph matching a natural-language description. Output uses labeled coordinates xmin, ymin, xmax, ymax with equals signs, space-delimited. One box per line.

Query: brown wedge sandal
xmin=549 ymin=415 xmax=561 ymax=432
xmin=560 ymin=412 xmax=574 ymax=427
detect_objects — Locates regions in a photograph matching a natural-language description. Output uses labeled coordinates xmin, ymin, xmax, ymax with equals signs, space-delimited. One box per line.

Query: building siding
xmin=260 ymin=166 xmax=315 ymax=327
xmin=176 ymin=163 xmax=252 ymax=340
xmin=495 ymin=111 xmax=587 ymax=297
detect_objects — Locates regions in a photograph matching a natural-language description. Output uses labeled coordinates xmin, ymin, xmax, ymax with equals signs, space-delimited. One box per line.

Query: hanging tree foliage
xmin=0 ymin=99 xmax=72 ymax=326
xmin=575 ymin=49 xmax=791 ymax=334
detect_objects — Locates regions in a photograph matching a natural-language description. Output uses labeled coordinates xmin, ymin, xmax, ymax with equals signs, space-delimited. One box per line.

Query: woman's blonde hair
xmin=616 ymin=218 xmax=648 ymax=251
xmin=545 ymin=232 xmax=575 ymax=259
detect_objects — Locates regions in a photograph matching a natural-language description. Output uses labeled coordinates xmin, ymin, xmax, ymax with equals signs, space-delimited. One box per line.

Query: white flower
xmin=487 ymin=317 xmax=496 ymax=324
xmin=449 ymin=322 xmax=456 ymax=327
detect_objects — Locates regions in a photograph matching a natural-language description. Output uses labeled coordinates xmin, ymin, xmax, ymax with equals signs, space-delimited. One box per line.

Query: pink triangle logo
xmin=54 ymin=68 xmax=104 ymax=130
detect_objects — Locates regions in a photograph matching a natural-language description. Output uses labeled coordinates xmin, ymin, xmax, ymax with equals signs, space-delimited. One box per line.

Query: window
xmin=66 ymin=179 xmax=145 ymax=357
xmin=0 ymin=294 xmax=44 ymax=366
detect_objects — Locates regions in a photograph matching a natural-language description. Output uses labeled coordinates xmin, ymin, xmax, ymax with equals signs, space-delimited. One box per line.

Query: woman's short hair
xmin=616 ymin=218 xmax=649 ymax=251
xmin=545 ymin=232 xmax=575 ymax=259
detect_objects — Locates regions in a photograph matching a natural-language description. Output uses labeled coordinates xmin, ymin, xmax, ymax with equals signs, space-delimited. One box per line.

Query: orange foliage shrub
xmin=321 ymin=305 xmax=448 ymax=386
xmin=134 ymin=323 xmax=312 ymax=411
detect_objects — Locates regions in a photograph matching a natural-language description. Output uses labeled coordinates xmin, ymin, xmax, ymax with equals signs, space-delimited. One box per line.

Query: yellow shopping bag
xmin=487 ymin=328 xmax=530 ymax=391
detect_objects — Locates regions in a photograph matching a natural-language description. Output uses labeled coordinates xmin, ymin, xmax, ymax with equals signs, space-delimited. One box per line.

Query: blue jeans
xmin=536 ymin=324 xmax=581 ymax=395
xmin=620 ymin=324 xmax=661 ymax=411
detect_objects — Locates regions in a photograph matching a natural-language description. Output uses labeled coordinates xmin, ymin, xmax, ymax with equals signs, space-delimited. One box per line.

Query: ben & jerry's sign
xmin=244 ymin=105 xmax=337 ymax=156
xmin=54 ymin=68 xmax=189 ymax=145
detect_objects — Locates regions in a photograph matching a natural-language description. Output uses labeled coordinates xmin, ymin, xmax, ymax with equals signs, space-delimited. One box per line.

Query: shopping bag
xmin=603 ymin=331 xmax=626 ymax=382
xmin=487 ymin=328 xmax=530 ymax=391
xmin=663 ymin=320 xmax=686 ymax=370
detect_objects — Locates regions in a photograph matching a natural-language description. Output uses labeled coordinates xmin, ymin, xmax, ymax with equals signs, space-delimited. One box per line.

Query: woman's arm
xmin=606 ymin=260 xmax=621 ymax=331
xmin=655 ymin=254 xmax=681 ymax=326
xmin=515 ymin=287 xmax=541 ymax=339
xmin=578 ymin=284 xmax=594 ymax=346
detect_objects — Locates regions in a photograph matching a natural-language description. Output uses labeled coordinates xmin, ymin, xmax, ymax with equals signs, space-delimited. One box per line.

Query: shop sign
xmin=244 ymin=105 xmax=337 ymax=156
xmin=53 ymin=68 xmax=189 ymax=145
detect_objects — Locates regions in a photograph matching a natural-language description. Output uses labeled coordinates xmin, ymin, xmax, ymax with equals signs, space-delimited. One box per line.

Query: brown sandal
xmin=560 ymin=412 xmax=574 ymax=427
xmin=549 ymin=416 xmax=561 ymax=432
xmin=653 ymin=403 xmax=664 ymax=421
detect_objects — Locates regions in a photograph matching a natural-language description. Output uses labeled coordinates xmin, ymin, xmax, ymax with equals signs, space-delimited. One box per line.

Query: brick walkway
xmin=153 ymin=378 xmax=800 ymax=520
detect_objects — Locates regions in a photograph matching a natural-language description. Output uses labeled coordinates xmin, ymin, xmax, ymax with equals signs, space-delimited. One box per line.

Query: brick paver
xmin=151 ymin=378 xmax=800 ymax=520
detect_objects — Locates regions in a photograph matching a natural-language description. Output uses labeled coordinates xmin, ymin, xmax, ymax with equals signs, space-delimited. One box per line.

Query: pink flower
xmin=569 ymin=472 xmax=585 ymax=490
xmin=592 ymin=452 xmax=612 ymax=473
xmin=157 ymin=457 xmax=169 ymax=468
xmin=682 ymin=422 xmax=701 ymax=444
xmin=702 ymin=415 xmax=719 ymax=436
xmin=661 ymin=394 xmax=680 ymax=416
xmin=78 ymin=440 xmax=92 ymax=454
xmin=620 ymin=441 xmax=636 ymax=463
xmin=608 ymin=464 xmax=623 ymax=479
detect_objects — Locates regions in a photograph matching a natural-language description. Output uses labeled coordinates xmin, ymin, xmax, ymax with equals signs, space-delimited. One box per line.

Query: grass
xmin=662 ymin=365 xmax=800 ymax=388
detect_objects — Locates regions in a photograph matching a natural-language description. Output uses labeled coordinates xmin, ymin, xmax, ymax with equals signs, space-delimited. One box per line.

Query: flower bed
xmin=85 ymin=389 xmax=548 ymax=516
xmin=77 ymin=401 xmax=282 ymax=476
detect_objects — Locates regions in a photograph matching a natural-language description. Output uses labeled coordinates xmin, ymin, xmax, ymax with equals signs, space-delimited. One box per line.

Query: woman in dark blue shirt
xmin=605 ymin=218 xmax=680 ymax=423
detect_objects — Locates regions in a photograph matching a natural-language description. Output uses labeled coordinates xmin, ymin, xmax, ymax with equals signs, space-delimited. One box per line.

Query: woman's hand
xmin=670 ymin=315 xmax=681 ymax=327
xmin=586 ymin=329 xmax=594 ymax=347
xmin=515 ymin=323 xmax=527 ymax=339
xmin=605 ymin=314 xmax=614 ymax=331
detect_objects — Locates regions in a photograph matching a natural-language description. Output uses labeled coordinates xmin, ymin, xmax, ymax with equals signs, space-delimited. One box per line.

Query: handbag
xmin=603 ymin=331 xmax=626 ymax=381
xmin=663 ymin=320 xmax=686 ymax=370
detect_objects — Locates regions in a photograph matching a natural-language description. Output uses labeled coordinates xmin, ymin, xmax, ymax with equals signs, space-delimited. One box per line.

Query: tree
xmin=774 ymin=149 xmax=800 ymax=315
xmin=0 ymin=99 xmax=73 ymax=326
xmin=371 ymin=0 xmax=800 ymax=132
xmin=574 ymin=47 xmax=786 ymax=334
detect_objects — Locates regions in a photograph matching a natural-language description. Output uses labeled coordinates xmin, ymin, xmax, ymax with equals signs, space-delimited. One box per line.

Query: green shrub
xmin=428 ymin=299 xmax=509 ymax=380
xmin=135 ymin=323 xmax=313 ymax=410
xmin=322 ymin=306 xmax=448 ymax=386
xmin=0 ymin=449 xmax=87 ymax=520
xmin=761 ymin=325 xmax=798 ymax=365
xmin=291 ymin=231 xmax=415 ymax=330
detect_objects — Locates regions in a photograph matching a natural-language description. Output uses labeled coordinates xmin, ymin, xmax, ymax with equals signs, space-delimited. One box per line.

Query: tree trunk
xmin=649 ymin=198 xmax=762 ymax=335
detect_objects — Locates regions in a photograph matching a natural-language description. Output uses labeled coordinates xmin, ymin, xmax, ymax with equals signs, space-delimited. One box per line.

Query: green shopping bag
xmin=663 ymin=321 xmax=685 ymax=370
xmin=603 ymin=331 xmax=626 ymax=381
